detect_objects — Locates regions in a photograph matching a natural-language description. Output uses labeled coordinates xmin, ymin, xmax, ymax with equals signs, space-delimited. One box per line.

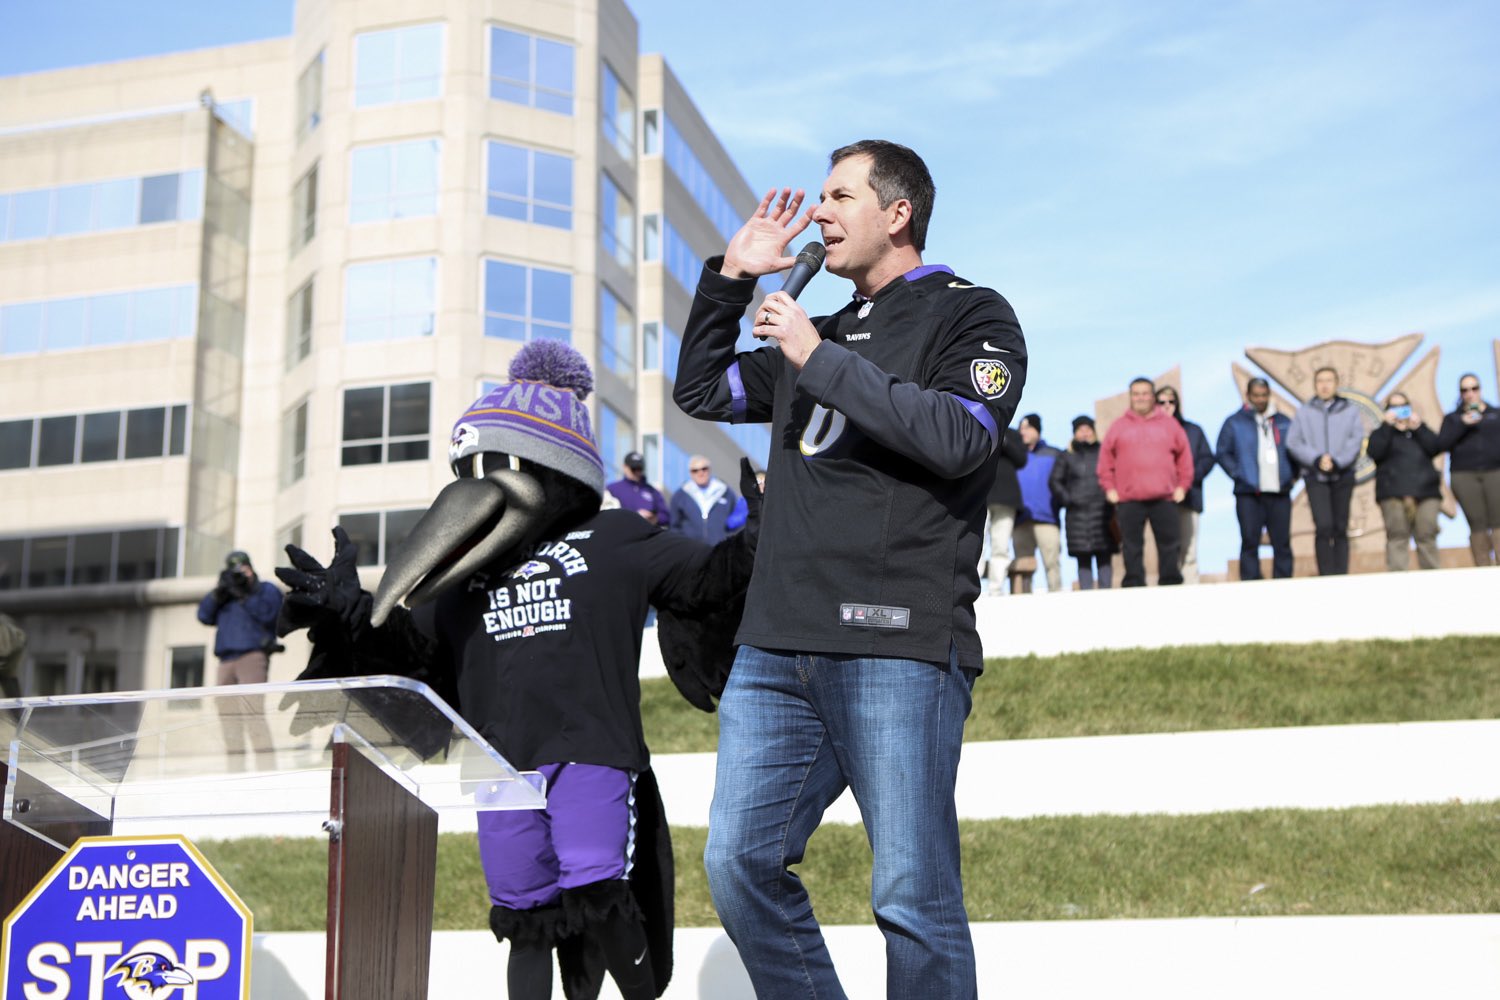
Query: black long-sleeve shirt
xmin=1435 ymin=404 xmax=1500 ymax=473
xmin=674 ymin=258 xmax=1027 ymax=670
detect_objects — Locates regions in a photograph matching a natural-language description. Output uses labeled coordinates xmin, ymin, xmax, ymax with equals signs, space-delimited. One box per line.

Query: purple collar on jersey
xmin=853 ymin=264 xmax=955 ymax=303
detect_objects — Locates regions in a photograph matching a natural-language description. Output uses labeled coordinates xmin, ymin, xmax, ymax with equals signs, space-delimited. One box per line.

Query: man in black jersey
xmin=675 ymin=140 xmax=1027 ymax=999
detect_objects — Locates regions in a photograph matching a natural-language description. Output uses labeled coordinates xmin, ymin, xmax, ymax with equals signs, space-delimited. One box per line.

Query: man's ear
xmin=886 ymin=198 xmax=913 ymax=238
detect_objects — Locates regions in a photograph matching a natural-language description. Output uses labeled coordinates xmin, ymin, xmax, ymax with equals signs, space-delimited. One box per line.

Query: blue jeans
xmin=704 ymin=645 xmax=977 ymax=1000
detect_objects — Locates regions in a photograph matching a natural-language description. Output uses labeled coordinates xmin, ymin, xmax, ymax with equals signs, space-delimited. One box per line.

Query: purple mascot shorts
xmin=477 ymin=762 xmax=637 ymax=910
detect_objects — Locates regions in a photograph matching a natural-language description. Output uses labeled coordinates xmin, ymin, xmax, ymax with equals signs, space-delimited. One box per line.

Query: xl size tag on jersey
xmin=838 ymin=603 xmax=910 ymax=629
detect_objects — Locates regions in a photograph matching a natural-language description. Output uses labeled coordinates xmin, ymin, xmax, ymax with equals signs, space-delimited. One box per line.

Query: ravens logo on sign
xmin=108 ymin=952 xmax=195 ymax=1000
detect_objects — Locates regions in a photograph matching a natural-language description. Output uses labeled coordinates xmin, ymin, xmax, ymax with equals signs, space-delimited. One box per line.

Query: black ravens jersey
xmin=676 ymin=259 xmax=1027 ymax=670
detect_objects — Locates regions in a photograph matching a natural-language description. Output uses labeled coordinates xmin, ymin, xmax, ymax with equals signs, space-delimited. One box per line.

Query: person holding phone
xmin=1367 ymin=393 xmax=1442 ymax=571
xmin=1436 ymin=373 xmax=1500 ymax=566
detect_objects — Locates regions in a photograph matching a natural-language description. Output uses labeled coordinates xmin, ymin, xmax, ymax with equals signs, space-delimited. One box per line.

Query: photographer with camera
xmin=1436 ymin=374 xmax=1500 ymax=566
xmin=197 ymin=550 xmax=282 ymax=767
xmin=1367 ymin=393 xmax=1442 ymax=571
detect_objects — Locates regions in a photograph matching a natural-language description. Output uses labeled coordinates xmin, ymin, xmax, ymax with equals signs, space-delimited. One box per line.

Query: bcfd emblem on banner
xmin=970 ymin=358 xmax=1011 ymax=399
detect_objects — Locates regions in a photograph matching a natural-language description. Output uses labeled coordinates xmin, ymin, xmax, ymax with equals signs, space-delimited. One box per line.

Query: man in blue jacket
xmin=1013 ymin=414 xmax=1062 ymax=592
xmin=197 ymin=550 xmax=282 ymax=767
xmin=669 ymin=454 xmax=739 ymax=543
xmin=1217 ymin=379 xmax=1296 ymax=580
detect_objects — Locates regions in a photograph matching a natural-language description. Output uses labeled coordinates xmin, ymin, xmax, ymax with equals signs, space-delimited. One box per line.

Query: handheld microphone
xmin=755 ymin=241 xmax=825 ymax=339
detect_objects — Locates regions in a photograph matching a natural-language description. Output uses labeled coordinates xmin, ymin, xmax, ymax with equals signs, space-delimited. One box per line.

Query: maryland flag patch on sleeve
xmin=970 ymin=358 xmax=1012 ymax=399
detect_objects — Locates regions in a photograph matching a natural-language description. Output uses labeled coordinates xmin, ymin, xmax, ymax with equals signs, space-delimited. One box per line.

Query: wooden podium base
xmin=325 ymin=741 xmax=439 ymax=1000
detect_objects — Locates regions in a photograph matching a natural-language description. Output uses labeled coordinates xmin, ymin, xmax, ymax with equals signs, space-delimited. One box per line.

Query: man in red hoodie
xmin=1098 ymin=377 xmax=1194 ymax=587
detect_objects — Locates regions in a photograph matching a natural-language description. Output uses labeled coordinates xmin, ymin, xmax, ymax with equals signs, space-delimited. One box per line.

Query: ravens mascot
xmin=276 ymin=341 xmax=753 ymax=999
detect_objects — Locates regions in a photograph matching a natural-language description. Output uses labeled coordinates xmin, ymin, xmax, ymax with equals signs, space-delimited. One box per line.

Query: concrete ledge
xmin=249 ymin=914 xmax=1500 ymax=998
xmin=651 ymin=719 xmax=1500 ymax=828
xmin=638 ymin=565 xmax=1500 ymax=678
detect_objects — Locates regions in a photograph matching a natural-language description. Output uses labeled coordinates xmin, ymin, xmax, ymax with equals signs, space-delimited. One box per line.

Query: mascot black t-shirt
xmin=410 ymin=509 xmax=713 ymax=772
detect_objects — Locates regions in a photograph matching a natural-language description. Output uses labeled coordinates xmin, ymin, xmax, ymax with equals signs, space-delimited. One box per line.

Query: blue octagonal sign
xmin=2 ymin=835 xmax=251 ymax=999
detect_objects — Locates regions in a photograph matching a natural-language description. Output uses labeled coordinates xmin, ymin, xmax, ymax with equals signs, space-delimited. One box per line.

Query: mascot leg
xmin=479 ymin=792 xmax=572 ymax=1000
xmin=562 ymin=881 xmax=654 ymax=1000
xmin=507 ymin=940 xmax=555 ymax=999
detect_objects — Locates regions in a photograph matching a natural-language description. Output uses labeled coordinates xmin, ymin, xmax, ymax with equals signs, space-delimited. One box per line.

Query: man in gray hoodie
xmin=1286 ymin=367 xmax=1367 ymax=575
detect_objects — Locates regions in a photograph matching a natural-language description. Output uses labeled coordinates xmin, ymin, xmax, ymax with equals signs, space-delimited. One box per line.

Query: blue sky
xmin=4 ymin=0 xmax=1498 ymax=579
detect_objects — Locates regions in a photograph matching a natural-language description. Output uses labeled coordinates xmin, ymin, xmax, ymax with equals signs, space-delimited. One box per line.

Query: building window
xmin=661 ymin=217 xmax=702 ymax=292
xmin=642 ymin=109 xmax=660 ymax=156
xmin=642 ymin=214 xmax=660 ymax=262
xmin=485 ymin=141 xmax=571 ymax=229
xmin=600 ymin=64 xmax=635 ymax=160
xmin=641 ymin=321 xmax=660 ymax=372
xmin=215 ymin=99 xmax=255 ymax=138
xmin=641 ymin=433 xmax=661 ymax=487
xmin=0 ymin=527 xmax=179 ymax=591
xmin=599 ymin=287 xmax=634 ymax=387
xmin=281 ymin=399 xmax=308 ymax=488
xmin=169 ymin=646 xmax=206 ymax=689
xmin=344 ymin=257 xmax=436 ymax=343
xmin=600 ymin=175 xmax=634 ymax=271
xmin=291 ymin=163 xmax=318 ymax=250
xmin=663 ymin=114 xmax=741 ymax=242
xmin=663 ymin=324 xmax=682 ymax=382
xmin=663 ymin=437 xmax=689 ymax=496
xmin=296 ymin=51 xmax=324 ymax=143
xmin=338 ymin=508 xmax=426 ymax=566
xmin=286 ymin=278 xmax=314 ymax=369
xmin=277 ymin=520 xmax=304 ymax=555
xmin=350 ymin=139 xmax=440 ymax=222
xmin=489 ymin=26 xmax=573 ymax=114
xmin=354 ymin=23 xmax=444 ymax=107
xmin=483 ymin=260 xmax=570 ymax=343
xmin=596 ymin=402 xmax=634 ymax=477
xmin=341 ymin=382 xmax=430 ymax=466
xmin=0 ymin=405 xmax=187 ymax=471
xmin=0 ymin=170 xmax=204 ymax=244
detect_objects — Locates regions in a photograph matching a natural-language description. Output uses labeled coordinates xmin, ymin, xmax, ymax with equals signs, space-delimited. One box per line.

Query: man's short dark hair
xmin=1246 ymin=377 xmax=1270 ymax=393
xmin=1021 ymin=413 xmax=1042 ymax=434
xmin=829 ymin=140 xmax=935 ymax=252
xmin=1129 ymin=376 xmax=1155 ymax=392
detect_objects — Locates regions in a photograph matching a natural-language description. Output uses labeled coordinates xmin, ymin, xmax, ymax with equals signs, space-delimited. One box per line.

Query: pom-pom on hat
xmin=448 ymin=341 xmax=604 ymax=498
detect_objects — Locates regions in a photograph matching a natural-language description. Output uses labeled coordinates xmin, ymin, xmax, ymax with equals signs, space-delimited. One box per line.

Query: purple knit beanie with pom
xmin=447 ymin=341 xmax=603 ymax=497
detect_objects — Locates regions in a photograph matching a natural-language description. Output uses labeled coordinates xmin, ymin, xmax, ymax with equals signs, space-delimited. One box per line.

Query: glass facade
xmin=296 ymin=51 xmax=324 ymax=143
xmin=600 ymin=174 xmax=634 ymax=271
xmin=485 ymin=141 xmax=571 ymax=229
xmin=339 ymin=507 xmax=427 ymax=566
xmin=280 ymin=399 xmax=307 ymax=488
xmin=0 ymin=286 xmax=197 ymax=356
xmin=285 ymin=278 xmax=314 ymax=369
xmin=354 ymin=23 xmax=444 ymax=107
xmin=663 ymin=115 xmax=742 ymax=241
xmin=350 ymin=139 xmax=440 ymax=222
xmin=600 ymin=63 xmax=635 ymax=160
xmin=0 ymin=404 xmax=192 ymax=470
xmin=599 ymin=286 xmax=634 ymax=386
xmin=0 ymin=527 xmax=180 ymax=591
xmin=291 ymin=163 xmax=318 ymax=250
xmin=660 ymin=217 xmax=701 ymax=292
xmin=341 ymin=382 xmax=430 ymax=466
xmin=483 ymin=260 xmax=571 ymax=343
xmin=0 ymin=170 xmax=203 ymax=243
xmin=596 ymin=402 xmax=634 ymax=476
xmin=344 ymin=257 xmax=437 ymax=343
xmin=489 ymin=27 xmax=574 ymax=114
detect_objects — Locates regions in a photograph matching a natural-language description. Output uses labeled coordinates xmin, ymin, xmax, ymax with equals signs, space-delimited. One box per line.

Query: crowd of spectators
xmin=980 ymin=370 xmax=1500 ymax=591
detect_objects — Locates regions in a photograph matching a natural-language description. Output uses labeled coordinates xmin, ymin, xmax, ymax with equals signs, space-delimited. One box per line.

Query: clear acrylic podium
xmin=0 ymin=676 xmax=545 ymax=999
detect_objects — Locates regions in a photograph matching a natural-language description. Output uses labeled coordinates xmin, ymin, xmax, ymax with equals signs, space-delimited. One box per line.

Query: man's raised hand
xmin=722 ymin=187 xmax=814 ymax=279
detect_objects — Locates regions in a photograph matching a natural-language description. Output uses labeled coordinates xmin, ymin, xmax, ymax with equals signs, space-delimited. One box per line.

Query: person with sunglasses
xmin=1153 ymin=386 xmax=1216 ymax=584
xmin=1436 ymin=374 xmax=1500 ymax=565
xmin=668 ymin=455 xmax=738 ymax=543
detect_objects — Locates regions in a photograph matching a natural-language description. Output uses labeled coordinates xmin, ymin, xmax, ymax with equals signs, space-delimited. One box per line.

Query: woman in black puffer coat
xmin=1048 ymin=415 xmax=1117 ymax=589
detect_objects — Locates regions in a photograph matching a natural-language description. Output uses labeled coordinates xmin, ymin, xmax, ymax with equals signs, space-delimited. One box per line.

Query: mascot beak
xmin=369 ymin=466 xmax=549 ymax=626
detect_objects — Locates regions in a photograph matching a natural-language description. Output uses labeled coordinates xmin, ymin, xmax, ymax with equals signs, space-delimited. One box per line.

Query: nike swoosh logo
xmin=634 ymin=949 xmax=647 ymax=966
xmin=982 ymin=342 xmax=1011 ymax=353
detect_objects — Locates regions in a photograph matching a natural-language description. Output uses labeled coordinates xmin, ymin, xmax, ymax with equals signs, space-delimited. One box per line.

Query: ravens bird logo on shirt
xmin=107 ymin=952 xmax=195 ymax=1000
